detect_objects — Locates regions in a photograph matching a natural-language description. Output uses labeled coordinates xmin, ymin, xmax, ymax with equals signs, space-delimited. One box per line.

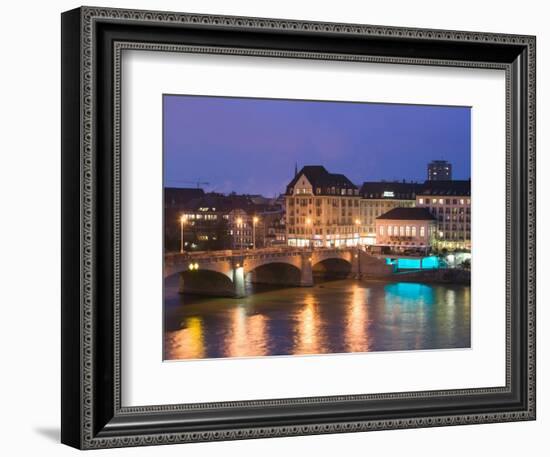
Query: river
xmin=164 ymin=278 xmax=470 ymax=360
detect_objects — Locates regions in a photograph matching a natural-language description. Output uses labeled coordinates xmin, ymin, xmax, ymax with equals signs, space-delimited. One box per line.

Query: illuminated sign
xmin=383 ymin=191 xmax=395 ymax=198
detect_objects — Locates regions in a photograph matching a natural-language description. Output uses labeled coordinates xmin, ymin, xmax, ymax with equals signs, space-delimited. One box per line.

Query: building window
xmin=388 ymin=226 xmax=392 ymax=236
xmin=405 ymin=226 xmax=410 ymax=236
xmin=412 ymin=226 xmax=417 ymax=237
xmin=439 ymin=198 xmax=444 ymax=204
xmin=399 ymin=226 xmax=404 ymax=236
xmin=420 ymin=226 xmax=425 ymax=237
xmin=418 ymin=198 xmax=424 ymax=205
xmin=380 ymin=225 xmax=384 ymax=236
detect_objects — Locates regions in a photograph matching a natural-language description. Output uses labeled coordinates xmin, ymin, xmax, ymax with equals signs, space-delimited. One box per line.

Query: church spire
xmin=294 ymin=162 xmax=298 ymax=177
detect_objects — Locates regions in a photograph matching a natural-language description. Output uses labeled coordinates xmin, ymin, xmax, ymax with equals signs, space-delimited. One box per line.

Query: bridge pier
xmin=351 ymin=249 xmax=361 ymax=279
xmin=178 ymin=274 xmax=185 ymax=294
xmin=300 ymin=252 xmax=313 ymax=287
xmin=232 ymin=257 xmax=246 ymax=298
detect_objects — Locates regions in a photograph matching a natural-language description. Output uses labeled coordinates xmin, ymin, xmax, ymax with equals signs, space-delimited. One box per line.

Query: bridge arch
xmin=312 ymin=257 xmax=353 ymax=281
xmin=177 ymin=268 xmax=235 ymax=297
xmin=245 ymin=261 xmax=302 ymax=287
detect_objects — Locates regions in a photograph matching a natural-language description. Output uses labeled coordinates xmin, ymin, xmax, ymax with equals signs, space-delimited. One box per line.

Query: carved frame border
xmin=62 ymin=6 xmax=536 ymax=449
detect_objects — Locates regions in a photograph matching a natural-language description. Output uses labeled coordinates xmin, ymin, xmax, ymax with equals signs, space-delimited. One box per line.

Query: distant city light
xmin=383 ymin=191 xmax=395 ymax=198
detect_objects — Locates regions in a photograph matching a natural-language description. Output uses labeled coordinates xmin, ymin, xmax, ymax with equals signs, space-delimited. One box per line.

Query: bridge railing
xmin=165 ymin=245 xmax=360 ymax=261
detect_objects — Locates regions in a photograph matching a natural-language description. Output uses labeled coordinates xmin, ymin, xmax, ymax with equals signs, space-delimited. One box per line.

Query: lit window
xmin=432 ymin=198 xmax=437 ymax=204
xmin=439 ymin=198 xmax=444 ymax=204
xmin=388 ymin=226 xmax=392 ymax=236
xmin=380 ymin=225 xmax=384 ymax=235
xmin=418 ymin=198 xmax=424 ymax=205
xmin=460 ymin=199 xmax=464 ymax=204
xmin=405 ymin=226 xmax=410 ymax=236
xmin=420 ymin=226 xmax=425 ymax=237
xmin=399 ymin=226 xmax=404 ymax=236
xmin=412 ymin=226 xmax=417 ymax=237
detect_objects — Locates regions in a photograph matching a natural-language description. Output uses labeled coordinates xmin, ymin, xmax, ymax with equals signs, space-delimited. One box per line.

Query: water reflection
xmin=294 ymin=295 xmax=323 ymax=355
xmin=164 ymin=279 xmax=471 ymax=360
xmin=165 ymin=316 xmax=205 ymax=359
xmin=225 ymin=308 xmax=268 ymax=358
xmin=345 ymin=286 xmax=370 ymax=353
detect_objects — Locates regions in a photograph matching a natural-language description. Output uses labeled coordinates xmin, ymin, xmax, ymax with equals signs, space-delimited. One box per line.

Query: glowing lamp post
xmin=180 ymin=215 xmax=187 ymax=253
xmin=252 ymin=216 xmax=259 ymax=250
xmin=236 ymin=217 xmax=243 ymax=250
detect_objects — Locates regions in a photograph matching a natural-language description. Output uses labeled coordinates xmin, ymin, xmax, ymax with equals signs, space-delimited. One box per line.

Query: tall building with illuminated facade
xmin=285 ymin=166 xmax=361 ymax=247
xmin=416 ymin=180 xmax=471 ymax=250
xmin=427 ymin=160 xmax=452 ymax=181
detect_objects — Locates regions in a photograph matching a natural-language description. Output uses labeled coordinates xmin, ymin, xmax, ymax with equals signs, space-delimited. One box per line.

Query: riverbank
xmin=360 ymin=268 xmax=470 ymax=285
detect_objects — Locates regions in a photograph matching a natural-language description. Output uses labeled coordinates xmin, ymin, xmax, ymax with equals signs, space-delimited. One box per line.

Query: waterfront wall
xmin=358 ymin=252 xmax=394 ymax=278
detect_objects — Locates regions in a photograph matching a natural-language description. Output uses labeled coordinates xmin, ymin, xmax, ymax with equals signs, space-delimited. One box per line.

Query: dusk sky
xmin=164 ymin=95 xmax=471 ymax=197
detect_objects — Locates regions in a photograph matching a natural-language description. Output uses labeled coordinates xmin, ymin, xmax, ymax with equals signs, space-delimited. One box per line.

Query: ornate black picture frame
xmin=61 ymin=6 xmax=536 ymax=449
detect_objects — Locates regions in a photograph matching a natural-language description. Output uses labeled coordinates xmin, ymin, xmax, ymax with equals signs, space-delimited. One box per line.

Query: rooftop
xmin=376 ymin=207 xmax=436 ymax=221
xmin=164 ymin=187 xmax=205 ymax=207
xmin=286 ymin=166 xmax=357 ymax=195
xmin=182 ymin=193 xmax=281 ymax=215
xmin=360 ymin=181 xmax=424 ymax=199
xmin=419 ymin=180 xmax=470 ymax=196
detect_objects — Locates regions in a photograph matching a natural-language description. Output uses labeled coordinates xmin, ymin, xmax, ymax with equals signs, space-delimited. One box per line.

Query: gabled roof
xmin=376 ymin=207 xmax=435 ymax=221
xmin=286 ymin=166 xmax=357 ymax=195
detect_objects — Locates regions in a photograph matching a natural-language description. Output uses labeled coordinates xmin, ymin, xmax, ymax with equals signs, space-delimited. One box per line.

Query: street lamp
xmin=180 ymin=215 xmax=187 ymax=253
xmin=252 ymin=216 xmax=259 ymax=250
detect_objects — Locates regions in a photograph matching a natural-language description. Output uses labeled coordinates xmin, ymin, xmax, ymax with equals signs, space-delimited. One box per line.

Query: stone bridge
xmin=165 ymin=247 xmax=363 ymax=297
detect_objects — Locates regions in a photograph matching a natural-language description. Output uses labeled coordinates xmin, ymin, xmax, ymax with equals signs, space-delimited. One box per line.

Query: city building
xmin=265 ymin=215 xmax=286 ymax=247
xmin=255 ymin=207 xmax=286 ymax=247
xmin=164 ymin=187 xmax=207 ymax=252
xmin=375 ymin=207 xmax=436 ymax=253
xmin=285 ymin=166 xmax=361 ymax=247
xmin=359 ymin=181 xmax=424 ymax=245
xmin=175 ymin=193 xmax=233 ymax=251
xmin=416 ymin=180 xmax=471 ymax=251
xmin=427 ymin=160 xmax=452 ymax=181
xmin=168 ymin=192 xmax=284 ymax=252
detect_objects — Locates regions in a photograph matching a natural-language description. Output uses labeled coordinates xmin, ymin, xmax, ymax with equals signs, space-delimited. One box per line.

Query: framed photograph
xmin=61 ymin=6 xmax=536 ymax=449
